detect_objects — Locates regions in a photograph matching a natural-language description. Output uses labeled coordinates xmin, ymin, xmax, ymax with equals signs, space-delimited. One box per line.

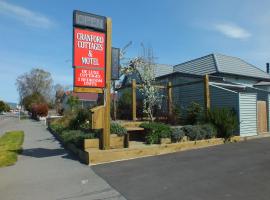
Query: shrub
xmin=199 ymin=124 xmax=217 ymax=139
xmin=36 ymin=103 xmax=48 ymax=117
xmin=51 ymin=113 xmax=75 ymax=129
xmin=69 ymin=109 xmax=91 ymax=130
xmin=61 ymin=130 xmax=97 ymax=149
xmin=110 ymin=123 xmax=127 ymax=136
xmin=186 ymin=102 xmax=203 ymax=125
xmin=171 ymin=127 xmax=185 ymax=142
xmin=208 ymin=108 xmax=238 ymax=139
xmin=31 ymin=103 xmax=48 ymax=119
xmin=50 ymin=123 xmax=66 ymax=134
xmin=140 ymin=122 xmax=172 ymax=144
xmin=182 ymin=124 xmax=217 ymax=141
xmin=183 ymin=125 xmax=202 ymax=141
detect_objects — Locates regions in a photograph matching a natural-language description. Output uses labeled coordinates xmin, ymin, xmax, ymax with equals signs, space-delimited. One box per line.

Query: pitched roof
xmin=174 ymin=53 xmax=270 ymax=80
xmin=154 ymin=64 xmax=173 ymax=77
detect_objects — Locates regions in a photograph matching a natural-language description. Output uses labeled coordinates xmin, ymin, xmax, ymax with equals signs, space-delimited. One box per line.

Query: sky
xmin=0 ymin=0 xmax=270 ymax=103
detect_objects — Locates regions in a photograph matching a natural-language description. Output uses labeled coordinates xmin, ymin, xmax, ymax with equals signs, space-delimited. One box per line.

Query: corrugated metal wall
xmin=210 ymin=85 xmax=238 ymax=112
xmin=246 ymin=87 xmax=269 ymax=101
xmin=239 ymin=93 xmax=257 ymax=136
xmin=173 ymin=82 xmax=204 ymax=111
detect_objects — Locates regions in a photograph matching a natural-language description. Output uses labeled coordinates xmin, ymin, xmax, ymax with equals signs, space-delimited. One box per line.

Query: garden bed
xmin=48 ymin=126 xmax=90 ymax=164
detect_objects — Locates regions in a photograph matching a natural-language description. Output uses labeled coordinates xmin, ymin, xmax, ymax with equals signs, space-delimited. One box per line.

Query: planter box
xmin=87 ymin=138 xmax=228 ymax=165
xmin=84 ymin=138 xmax=100 ymax=149
xmin=84 ymin=134 xmax=124 ymax=150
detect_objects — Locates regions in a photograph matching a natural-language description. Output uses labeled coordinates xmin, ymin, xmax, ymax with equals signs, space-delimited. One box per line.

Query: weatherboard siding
xmin=239 ymin=93 xmax=257 ymax=136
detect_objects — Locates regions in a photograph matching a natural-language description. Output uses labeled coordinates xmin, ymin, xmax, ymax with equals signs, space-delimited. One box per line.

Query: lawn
xmin=0 ymin=131 xmax=24 ymax=167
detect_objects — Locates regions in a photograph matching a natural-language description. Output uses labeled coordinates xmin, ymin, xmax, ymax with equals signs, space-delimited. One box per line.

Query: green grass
xmin=0 ymin=131 xmax=24 ymax=167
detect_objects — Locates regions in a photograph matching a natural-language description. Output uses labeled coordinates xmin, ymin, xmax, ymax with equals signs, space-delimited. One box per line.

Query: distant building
xmin=61 ymin=91 xmax=118 ymax=112
xmin=62 ymin=91 xmax=98 ymax=111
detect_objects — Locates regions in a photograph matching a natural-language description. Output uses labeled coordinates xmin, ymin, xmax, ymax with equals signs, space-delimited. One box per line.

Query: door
xmin=239 ymin=93 xmax=257 ymax=136
xmin=257 ymin=101 xmax=268 ymax=134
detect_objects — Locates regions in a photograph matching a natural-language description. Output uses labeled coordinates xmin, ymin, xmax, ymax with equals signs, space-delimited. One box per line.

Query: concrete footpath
xmin=0 ymin=118 xmax=126 ymax=200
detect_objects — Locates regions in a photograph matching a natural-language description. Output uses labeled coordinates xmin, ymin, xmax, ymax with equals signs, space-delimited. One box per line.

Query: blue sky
xmin=0 ymin=0 xmax=270 ymax=103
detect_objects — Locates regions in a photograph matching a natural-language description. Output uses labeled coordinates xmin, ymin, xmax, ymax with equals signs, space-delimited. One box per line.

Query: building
xmin=62 ymin=91 xmax=98 ymax=111
xmin=157 ymin=53 xmax=270 ymax=137
xmin=173 ymin=53 xmax=270 ymax=88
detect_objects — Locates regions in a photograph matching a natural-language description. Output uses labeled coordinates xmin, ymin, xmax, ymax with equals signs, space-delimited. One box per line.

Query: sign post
xmin=72 ymin=10 xmax=112 ymax=149
xmin=103 ymin=18 xmax=112 ymax=149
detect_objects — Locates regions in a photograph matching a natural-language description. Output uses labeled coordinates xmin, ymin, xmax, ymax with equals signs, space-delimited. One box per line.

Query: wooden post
xmin=132 ymin=79 xmax=137 ymax=121
xmin=167 ymin=82 xmax=172 ymax=121
xmin=102 ymin=18 xmax=112 ymax=150
xmin=204 ymin=74 xmax=210 ymax=117
xmin=113 ymin=81 xmax=117 ymax=121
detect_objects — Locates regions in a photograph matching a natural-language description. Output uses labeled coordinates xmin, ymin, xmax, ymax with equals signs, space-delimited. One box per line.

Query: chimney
xmin=267 ymin=63 xmax=270 ymax=74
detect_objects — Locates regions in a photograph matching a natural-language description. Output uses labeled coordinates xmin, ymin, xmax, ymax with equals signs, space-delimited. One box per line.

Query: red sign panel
xmin=74 ymin=68 xmax=105 ymax=88
xmin=73 ymin=28 xmax=105 ymax=68
xmin=73 ymin=27 xmax=106 ymax=88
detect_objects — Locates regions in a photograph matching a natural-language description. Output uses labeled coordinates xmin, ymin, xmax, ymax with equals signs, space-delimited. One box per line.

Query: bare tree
xmin=16 ymin=68 xmax=53 ymax=103
xmin=53 ymin=84 xmax=67 ymax=114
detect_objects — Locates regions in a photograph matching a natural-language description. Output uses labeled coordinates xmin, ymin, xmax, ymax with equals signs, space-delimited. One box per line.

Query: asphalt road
xmin=93 ymin=137 xmax=270 ymax=200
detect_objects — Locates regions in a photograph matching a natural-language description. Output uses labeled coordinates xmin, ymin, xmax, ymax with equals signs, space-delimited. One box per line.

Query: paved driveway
xmin=93 ymin=138 xmax=270 ymax=200
xmin=0 ymin=118 xmax=125 ymax=200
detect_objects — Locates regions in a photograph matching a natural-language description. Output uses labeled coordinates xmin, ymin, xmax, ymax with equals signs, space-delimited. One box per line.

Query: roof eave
xmin=217 ymin=72 xmax=270 ymax=81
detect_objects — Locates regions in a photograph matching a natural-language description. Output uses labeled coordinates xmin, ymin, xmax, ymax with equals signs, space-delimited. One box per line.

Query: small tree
xmin=21 ymin=92 xmax=46 ymax=111
xmin=54 ymin=84 xmax=66 ymax=114
xmin=186 ymin=102 xmax=203 ymax=125
xmin=0 ymin=101 xmax=6 ymax=113
xmin=125 ymin=48 xmax=162 ymax=121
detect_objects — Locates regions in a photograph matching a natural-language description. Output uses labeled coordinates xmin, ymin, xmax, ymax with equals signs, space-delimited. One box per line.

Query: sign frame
xmin=72 ymin=11 xmax=107 ymax=90
xmin=73 ymin=10 xmax=106 ymax=32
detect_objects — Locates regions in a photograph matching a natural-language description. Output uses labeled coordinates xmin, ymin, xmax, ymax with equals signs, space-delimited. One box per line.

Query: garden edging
xmin=87 ymin=136 xmax=242 ymax=165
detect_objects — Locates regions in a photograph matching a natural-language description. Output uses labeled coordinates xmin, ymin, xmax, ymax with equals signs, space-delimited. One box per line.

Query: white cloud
xmin=215 ymin=23 xmax=251 ymax=39
xmin=0 ymin=1 xmax=53 ymax=28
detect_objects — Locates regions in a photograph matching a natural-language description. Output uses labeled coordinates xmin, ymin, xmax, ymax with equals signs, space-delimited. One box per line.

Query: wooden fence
xmin=116 ymin=74 xmax=210 ymax=121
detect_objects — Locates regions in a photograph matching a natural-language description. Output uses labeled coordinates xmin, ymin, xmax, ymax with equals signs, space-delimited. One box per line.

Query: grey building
xmin=174 ymin=53 xmax=270 ymax=89
xmin=158 ymin=53 xmax=270 ymax=137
